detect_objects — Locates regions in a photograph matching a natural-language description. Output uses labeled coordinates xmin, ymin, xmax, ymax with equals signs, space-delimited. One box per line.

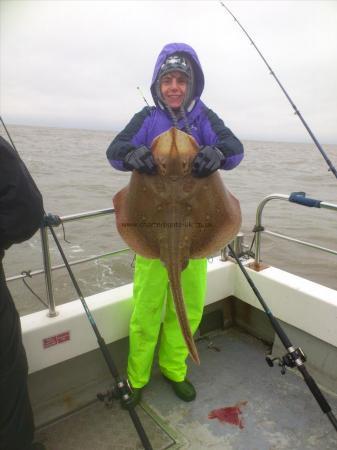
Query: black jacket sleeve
xmin=0 ymin=137 xmax=44 ymax=251
xmin=204 ymin=108 xmax=244 ymax=170
xmin=106 ymin=107 xmax=152 ymax=170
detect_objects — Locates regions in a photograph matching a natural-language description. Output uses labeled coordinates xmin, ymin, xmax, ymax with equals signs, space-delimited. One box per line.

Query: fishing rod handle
xmin=297 ymin=365 xmax=332 ymax=415
xmin=298 ymin=365 xmax=337 ymax=432
xmin=96 ymin=335 xmax=120 ymax=379
xmin=129 ymin=408 xmax=153 ymax=450
xmin=327 ymin=411 xmax=337 ymax=432
xmin=97 ymin=336 xmax=153 ymax=449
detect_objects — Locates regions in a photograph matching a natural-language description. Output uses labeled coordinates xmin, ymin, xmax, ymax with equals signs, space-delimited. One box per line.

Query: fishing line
xmin=137 ymin=86 xmax=150 ymax=107
xmin=0 ymin=115 xmax=153 ymax=450
xmin=219 ymin=2 xmax=337 ymax=180
xmin=21 ymin=270 xmax=49 ymax=308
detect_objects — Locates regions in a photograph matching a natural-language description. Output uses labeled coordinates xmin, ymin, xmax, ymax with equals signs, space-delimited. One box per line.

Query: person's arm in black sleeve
xmin=204 ymin=108 xmax=244 ymax=170
xmin=0 ymin=137 xmax=44 ymax=251
xmin=106 ymin=106 xmax=156 ymax=174
xmin=193 ymin=107 xmax=244 ymax=177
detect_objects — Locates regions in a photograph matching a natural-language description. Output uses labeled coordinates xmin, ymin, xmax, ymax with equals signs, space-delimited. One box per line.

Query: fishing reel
xmin=97 ymin=378 xmax=133 ymax=408
xmin=266 ymin=346 xmax=306 ymax=375
xmin=97 ymin=389 xmax=116 ymax=408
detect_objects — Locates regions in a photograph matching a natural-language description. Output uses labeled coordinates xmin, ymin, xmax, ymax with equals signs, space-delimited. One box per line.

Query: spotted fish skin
xmin=113 ymin=128 xmax=242 ymax=364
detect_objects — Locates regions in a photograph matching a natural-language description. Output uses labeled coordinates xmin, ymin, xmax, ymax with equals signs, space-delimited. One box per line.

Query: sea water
xmin=1 ymin=124 xmax=336 ymax=316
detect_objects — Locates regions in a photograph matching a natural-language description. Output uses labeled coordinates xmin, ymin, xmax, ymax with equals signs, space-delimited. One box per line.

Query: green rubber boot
xmin=163 ymin=375 xmax=196 ymax=402
xmin=122 ymin=387 xmax=142 ymax=409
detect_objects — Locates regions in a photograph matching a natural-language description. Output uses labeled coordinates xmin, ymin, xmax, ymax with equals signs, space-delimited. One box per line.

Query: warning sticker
xmin=43 ymin=331 xmax=70 ymax=349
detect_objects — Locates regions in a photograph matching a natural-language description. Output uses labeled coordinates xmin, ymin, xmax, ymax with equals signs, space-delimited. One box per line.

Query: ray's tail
xmin=166 ymin=261 xmax=200 ymax=365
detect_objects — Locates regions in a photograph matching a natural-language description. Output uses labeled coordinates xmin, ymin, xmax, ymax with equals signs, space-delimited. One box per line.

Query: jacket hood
xmin=150 ymin=43 xmax=205 ymax=109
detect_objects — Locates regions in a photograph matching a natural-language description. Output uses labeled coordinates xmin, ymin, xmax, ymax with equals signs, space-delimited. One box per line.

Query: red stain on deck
xmin=208 ymin=401 xmax=247 ymax=429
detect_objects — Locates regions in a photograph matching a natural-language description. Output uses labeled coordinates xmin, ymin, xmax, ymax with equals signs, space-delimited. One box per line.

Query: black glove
xmin=192 ymin=146 xmax=225 ymax=178
xmin=124 ymin=146 xmax=156 ymax=175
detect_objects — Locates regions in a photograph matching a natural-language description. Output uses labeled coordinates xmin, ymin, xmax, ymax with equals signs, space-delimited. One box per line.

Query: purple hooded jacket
xmin=107 ymin=43 xmax=243 ymax=171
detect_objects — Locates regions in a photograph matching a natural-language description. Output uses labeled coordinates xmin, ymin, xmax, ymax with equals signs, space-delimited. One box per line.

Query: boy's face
xmin=160 ymin=71 xmax=188 ymax=110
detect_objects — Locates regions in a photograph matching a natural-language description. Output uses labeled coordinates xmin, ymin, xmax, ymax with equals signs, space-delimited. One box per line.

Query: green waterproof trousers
xmin=127 ymin=255 xmax=207 ymax=388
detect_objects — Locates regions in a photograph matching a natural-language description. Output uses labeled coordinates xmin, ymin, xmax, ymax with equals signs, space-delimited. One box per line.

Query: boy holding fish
xmin=107 ymin=43 xmax=243 ymax=407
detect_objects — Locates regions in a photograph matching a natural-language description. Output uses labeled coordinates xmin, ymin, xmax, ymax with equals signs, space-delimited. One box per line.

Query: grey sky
xmin=1 ymin=0 xmax=337 ymax=143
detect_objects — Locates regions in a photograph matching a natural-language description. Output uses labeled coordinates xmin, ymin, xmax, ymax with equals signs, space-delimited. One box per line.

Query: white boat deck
xmin=35 ymin=327 xmax=337 ymax=450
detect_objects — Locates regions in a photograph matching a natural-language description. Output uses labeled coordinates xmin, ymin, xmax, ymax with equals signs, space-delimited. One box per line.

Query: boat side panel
xmin=21 ymin=260 xmax=236 ymax=373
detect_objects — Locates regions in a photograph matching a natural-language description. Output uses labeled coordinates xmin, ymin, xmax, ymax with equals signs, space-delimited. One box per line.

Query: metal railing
xmin=41 ymin=208 xmax=117 ymax=317
xmin=8 ymin=193 xmax=337 ymax=318
xmin=8 ymin=208 xmax=130 ymax=317
xmin=254 ymin=193 xmax=337 ymax=265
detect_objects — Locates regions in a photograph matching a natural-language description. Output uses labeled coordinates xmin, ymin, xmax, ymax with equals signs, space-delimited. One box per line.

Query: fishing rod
xmin=219 ymin=2 xmax=337 ymax=180
xmin=227 ymin=244 xmax=337 ymax=432
xmin=137 ymin=86 xmax=150 ymax=107
xmin=218 ymin=4 xmax=337 ymax=430
xmin=0 ymin=116 xmax=153 ymax=450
